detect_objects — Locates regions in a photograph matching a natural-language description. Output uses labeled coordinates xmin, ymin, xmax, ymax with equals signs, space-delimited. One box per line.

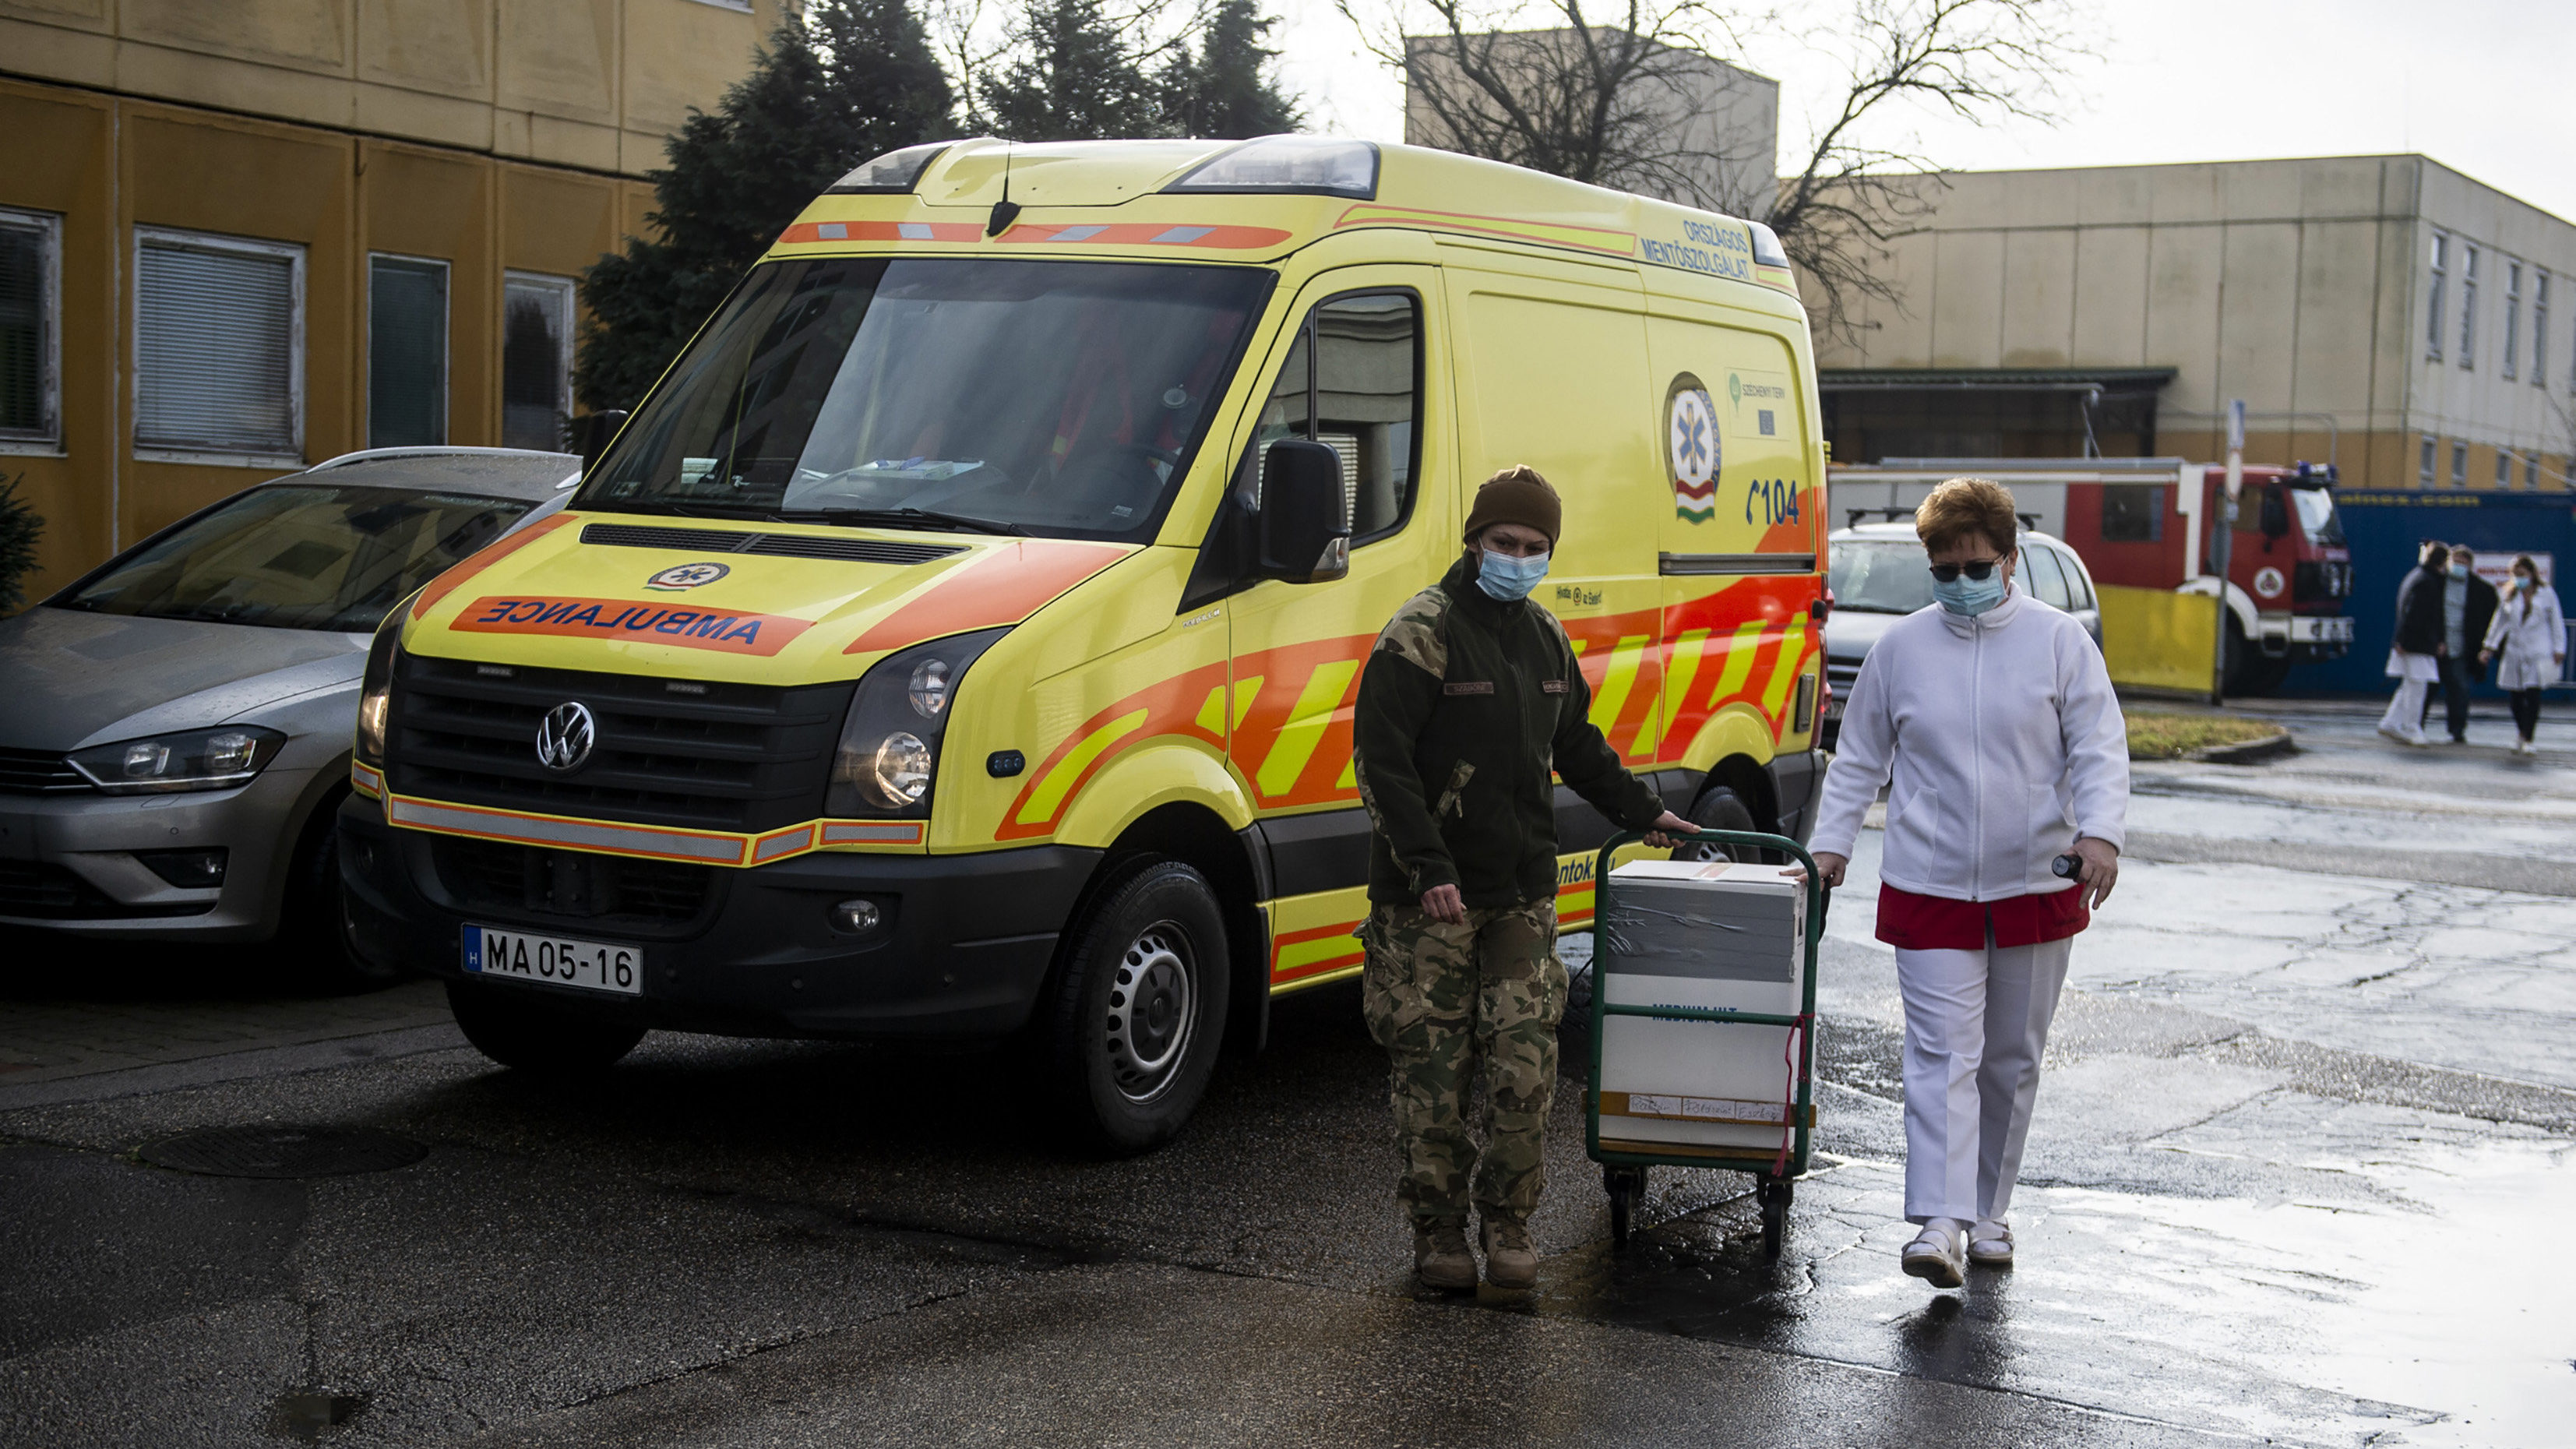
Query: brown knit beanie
xmin=1462 ymin=466 xmax=1562 ymax=548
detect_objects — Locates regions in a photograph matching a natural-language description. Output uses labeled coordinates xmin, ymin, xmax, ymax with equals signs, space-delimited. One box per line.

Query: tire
xmin=283 ymin=801 xmax=403 ymax=991
xmin=447 ymin=980 xmax=645 ymax=1074
xmin=1673 ymin=787 xmax=1767 ymax=865
xmin=1759 ymin=1178 xmax=1794 ymax=1259
xmin=1044 ymin=858 xmax=1232 ymax=1155
xmin=1605 ymin=1165 xmax=1647 ymax=1246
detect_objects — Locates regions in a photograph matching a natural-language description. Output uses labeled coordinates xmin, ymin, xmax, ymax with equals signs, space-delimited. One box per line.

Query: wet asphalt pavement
xmin=4 ymin=694 xmax=2573 ymax=1447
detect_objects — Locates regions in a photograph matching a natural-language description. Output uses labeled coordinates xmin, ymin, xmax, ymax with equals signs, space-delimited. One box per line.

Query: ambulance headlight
xmin=826 ymin=628 xmax=1008 ymax=819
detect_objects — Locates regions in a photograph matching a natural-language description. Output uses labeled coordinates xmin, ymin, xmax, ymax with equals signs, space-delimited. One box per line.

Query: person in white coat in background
xmin=2481 ymin=554 xmax=2566 ymax=755
xmin=1802 ymin=478 xmax=2130 ymax=1290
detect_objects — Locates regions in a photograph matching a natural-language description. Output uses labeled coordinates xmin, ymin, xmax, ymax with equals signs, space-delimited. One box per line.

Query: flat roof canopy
xmin=1819 ymin=367 xmax=2178 ymax=393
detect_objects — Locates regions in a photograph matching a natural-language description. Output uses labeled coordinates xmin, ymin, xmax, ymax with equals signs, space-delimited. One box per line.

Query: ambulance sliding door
xmin=1644 ymin=303 xmax=1824 ymax=774
xmin=1441 ymin=249 xmax=1662 ymax=928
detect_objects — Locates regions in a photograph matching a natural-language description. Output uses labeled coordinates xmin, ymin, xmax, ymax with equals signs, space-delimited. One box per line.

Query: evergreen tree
xmin=577 ymin=0 xmax=953 ymax=411
xmin=0 ymin=475 xmax=42 ymax=615
xmin=1160 ymin=0 xmax=1300 ymax=139
xmin=978 ymin=0 xmax=1171 ymax=143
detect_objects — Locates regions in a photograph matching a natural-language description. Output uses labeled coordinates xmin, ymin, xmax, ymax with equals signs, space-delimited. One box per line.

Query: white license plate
xmin=462 ymin=925 xmax=643 ymax=996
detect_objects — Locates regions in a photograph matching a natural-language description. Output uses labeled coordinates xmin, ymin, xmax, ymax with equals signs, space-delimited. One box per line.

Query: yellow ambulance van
xmin=337 ymin=135 xmax=1829 ymax=1149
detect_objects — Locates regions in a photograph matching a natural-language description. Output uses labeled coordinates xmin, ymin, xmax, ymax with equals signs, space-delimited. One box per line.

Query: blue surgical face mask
xmin=1476 ymin=549 xmax=1550 ymax=601
xmin=2448 ymin=562 xmax=2469 ymax=580
xmin=1933 ymin=569 xmax=2008 ymax=617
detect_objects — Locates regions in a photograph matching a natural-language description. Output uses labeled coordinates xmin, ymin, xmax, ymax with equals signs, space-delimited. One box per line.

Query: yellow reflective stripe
xmin=1275 ymin=931 xmax=1357 ymax=975
xmin=1016 ymin=708 xmax=1150 ymax=825
xmin=1231 ymin=676 xmax=1263 ymax=724
xmin=1588 ymin=634 xmax=1651 ymax=734
xmin=1256 ymin=660 xmax=1358 ymax=797
xmin=1760 ymin=616 xmax=1808 ymax=717
xmin=1194 ymin=685 xmax=1228 ymax=737
xmin=1704 ymin=621 xmax=1765 ymax=706
xmin=1336 ymin=756 xmax=1356 ymax=789
xmin=1648 ymin=628 xmax=1711 ymax=756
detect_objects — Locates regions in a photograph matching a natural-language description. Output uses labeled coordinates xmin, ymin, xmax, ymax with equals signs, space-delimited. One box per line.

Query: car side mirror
xmin=569 ymin=410 xmax=629 ymax=478
xmin=1256 ymin=439 xmax=1351 ymax=584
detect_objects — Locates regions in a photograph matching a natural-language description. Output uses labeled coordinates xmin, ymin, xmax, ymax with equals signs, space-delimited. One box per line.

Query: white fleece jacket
xmin=1810 ymin=586 xmax=2129 ymax=901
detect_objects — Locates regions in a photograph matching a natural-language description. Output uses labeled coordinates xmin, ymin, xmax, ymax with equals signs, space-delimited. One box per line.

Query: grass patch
xmin=2126 ymin=710 xmax=2282 ymax=760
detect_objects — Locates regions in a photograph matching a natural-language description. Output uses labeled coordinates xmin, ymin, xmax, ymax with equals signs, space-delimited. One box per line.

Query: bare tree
xmin=1341 ymin=0 xmax=2085 ymax=340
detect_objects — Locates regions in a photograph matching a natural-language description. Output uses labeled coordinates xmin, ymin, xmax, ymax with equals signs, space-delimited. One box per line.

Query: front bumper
xmin=337 ymin=797 xmax=1100 ymax=1039
xmin=0 ymin=765 xmax=322 ymax=939
xmin=2257 ymin=612 xmax=2353 ymax=658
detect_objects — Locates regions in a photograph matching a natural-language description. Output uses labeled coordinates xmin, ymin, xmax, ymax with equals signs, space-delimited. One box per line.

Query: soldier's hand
xmin=1419 ymin=883 xmax=1466 ymax=924
xmin=1640 ymin=810 xmax=1696 ymax=850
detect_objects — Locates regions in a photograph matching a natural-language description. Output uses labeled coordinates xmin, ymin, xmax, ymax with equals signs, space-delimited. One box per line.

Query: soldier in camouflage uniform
xmin=1352 ymin=466 xmax=1692 ymax=1289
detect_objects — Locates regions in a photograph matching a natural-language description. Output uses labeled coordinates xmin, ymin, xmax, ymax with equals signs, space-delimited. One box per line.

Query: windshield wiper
xmin=770 ymin=506 xmax=1027 ymax=538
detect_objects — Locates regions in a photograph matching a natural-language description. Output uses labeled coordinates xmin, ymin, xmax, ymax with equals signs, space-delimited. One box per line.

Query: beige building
xmin=0 ymin=0 xmax=796 ymax=598
xmin=1816 ymin=155 xmax=2576 ymax=492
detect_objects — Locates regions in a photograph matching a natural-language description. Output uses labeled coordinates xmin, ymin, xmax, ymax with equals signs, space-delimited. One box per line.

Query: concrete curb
xmin=2187 ymin=728 xmax=2295 ymax=764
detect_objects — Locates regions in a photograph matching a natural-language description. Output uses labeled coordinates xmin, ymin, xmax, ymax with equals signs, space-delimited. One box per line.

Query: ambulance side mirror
xmin=1257 ymin=439 xmax=1351 ymax=584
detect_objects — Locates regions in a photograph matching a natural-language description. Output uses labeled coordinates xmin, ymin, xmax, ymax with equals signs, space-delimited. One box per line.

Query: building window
xmin=0 ymin=207 xmax=61 ymax=450
xmin=2504 ymin=261 xmax=2521 ymax=380
xmin=2538 ymin=273 xmax=2552 ymax=387
xmin=2460 ymin=244 xmax=2479 ymax=368
xmin=2451 ymin=440 xmax=2468 ymax=486
xmin=134 ymin=228 xmax=304 ymax=460
xmin=2419 ymin=435 xmax=2437 ymax=485
xmin=2526 ymin=453 xmax=2540 ymax=489
xmin=2496 ymin=451 xmax=2512 ymax=488
xmin=501 ymin=273 xmax=576 ymax=453
xmin=368 ymin=255 xmax=449 ymax=449
xmin=2426 ymin=232 xmax=2447 ymax=359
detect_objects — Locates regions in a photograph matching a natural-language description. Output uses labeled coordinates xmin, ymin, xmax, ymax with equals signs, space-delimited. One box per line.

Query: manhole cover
xmin=139 ymin=1126 xmax=427 ymax=1179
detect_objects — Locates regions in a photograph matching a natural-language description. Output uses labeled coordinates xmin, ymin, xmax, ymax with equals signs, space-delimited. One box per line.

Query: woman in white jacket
xmin=1806 ymin=478 xmax=2129 ymax=1291
xmin=2479 ymin=554 xmax=2565 ymax=755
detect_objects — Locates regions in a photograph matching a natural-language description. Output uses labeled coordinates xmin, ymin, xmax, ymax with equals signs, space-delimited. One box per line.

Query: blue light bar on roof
xmin=1164 ymin=137 xmax=1379 ymax=201
xmin=829 ymin=141 xmax=958 ymax=195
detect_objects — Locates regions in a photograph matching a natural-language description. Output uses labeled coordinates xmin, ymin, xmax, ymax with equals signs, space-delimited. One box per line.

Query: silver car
xmin=1820 ymin=518 xmax=2104 ymax=751
xmin=0 ymin=447 xmax=578 ymax=973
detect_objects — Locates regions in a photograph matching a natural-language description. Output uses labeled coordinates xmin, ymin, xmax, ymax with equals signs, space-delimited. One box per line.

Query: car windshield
xmin=1827 ymin=539 xmax=1936 ymax=614
xmin=55 ymin=485 xmax=531 ymax=632
xmin=2291 ymin=485 xmax=2343 ymax=545
xmin=576 ymin=257 xmax=1270 ymax=541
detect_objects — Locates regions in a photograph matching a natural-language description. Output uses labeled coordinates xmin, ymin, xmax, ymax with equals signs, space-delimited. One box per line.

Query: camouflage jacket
xmin=1353 ymin=552 xmax=1664 ymax=908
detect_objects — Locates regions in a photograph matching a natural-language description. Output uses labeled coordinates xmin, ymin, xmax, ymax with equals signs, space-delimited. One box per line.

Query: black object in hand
xmin=2052 ymin=853 xmax=2082 ymax=880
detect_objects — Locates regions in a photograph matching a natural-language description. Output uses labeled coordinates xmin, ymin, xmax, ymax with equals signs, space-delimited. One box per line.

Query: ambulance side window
xmin=1242 ymin=291 xmax=1422 ymax=543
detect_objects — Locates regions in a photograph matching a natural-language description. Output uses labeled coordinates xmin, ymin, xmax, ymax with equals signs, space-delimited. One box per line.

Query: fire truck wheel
xmin=1675 ymin=788 xmax=1767 ymax=864
xmin=1045 ymin=858 xmax=1232 ymax=1156
xmin=446 ymin=982 xmax=645 ymax=1074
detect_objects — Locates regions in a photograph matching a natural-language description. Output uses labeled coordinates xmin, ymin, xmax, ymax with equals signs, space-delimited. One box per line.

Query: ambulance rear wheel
xmin=1046 ymin=858 xmax=1231 ymax=1156
xmin=1676 ymin=788 xmax=1765 ymax=863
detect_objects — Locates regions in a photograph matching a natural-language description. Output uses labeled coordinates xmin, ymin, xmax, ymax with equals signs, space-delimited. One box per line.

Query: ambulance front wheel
xmin=1045 ymin=858 xmax=1232 ymax=1156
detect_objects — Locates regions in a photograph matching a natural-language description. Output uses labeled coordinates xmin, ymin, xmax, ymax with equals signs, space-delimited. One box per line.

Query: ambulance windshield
xmin=577 ymin=257 xmax=1269 ymax=541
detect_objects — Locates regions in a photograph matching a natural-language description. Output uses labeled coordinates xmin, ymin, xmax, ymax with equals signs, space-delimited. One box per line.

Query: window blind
xmin=136 ymin=239 xmax=299 ymax=455
xmin=0 ymin=218 xmax=49 ymax=439
xmin=369 ymin=256 xmax=448 ymax=448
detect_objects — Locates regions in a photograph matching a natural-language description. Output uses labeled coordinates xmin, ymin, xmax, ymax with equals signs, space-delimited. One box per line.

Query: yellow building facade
xmin=0 ymin=0 xmax=795 ymax=598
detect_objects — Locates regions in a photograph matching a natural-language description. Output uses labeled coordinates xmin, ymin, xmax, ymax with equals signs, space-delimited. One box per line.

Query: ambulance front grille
xmin=386 ymin=655 xmax=853 ymax=831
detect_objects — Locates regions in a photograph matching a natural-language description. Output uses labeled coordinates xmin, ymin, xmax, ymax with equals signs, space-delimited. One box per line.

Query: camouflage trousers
xmin=1360 ymin=898 xmax=1566 ymax=1229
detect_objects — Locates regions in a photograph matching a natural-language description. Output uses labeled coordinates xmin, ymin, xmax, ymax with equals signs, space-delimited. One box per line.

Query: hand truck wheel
xmin=1757 ymin=1178 xmax=1793 ymax=1259
xmin=1604 ymin=1165 xmax=1647 ymax=1245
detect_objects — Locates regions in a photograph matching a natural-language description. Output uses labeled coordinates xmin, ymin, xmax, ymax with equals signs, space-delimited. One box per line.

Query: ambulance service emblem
xmin=1665 ymin=373 xmax=1719 ymax=523
xmin=646 ymin=562 xmax=731 ymax=591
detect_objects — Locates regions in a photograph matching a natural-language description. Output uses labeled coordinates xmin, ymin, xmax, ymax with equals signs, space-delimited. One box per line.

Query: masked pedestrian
xmin=1804 ymin=478 xmax=2128 ymax=1289
xmin=2380 ymin=542 xmax=2449 ymax=748
xmin=2416 ymin=545 xmax=2500 ymax=744
xmin=1352 ymin=465 xmax=1693 ymax=1292
xmin=2480 ymin=554 xmax=2564 ymax=755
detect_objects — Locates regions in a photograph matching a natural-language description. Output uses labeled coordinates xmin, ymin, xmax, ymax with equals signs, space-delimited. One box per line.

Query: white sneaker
xmin=1901 ymin=1222 xmax=1967 ymax=1289
xmin=2377 ymin=723 xmax=2432 ymax=748
xmin=2517 ymin=739 xmax=2538 ymax=756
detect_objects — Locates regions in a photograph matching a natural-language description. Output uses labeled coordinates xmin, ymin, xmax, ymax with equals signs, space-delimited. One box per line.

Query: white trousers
xmin=2378 ymin=679 xmax=2430 ymax=735
xmin=1894 ymin=935 xmax=2074 ymax=1224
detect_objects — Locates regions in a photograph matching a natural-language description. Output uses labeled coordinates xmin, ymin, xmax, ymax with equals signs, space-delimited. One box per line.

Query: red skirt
xmin=1876 ymin=883 xmax=2089 ymax=951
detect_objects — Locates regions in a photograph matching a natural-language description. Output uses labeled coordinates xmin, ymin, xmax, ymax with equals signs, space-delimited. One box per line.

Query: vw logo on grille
xmin=535 ymin=701 xmax=596 ymax=772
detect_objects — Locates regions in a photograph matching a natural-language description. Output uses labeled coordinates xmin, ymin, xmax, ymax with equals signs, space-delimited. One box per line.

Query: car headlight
xmin=68 ymin=725 xmax=287 ymax=794
xmin=354 ymin=605 xmax=406 ymax=768
xmin=827 ymin=629 xmax=1006 ymax=818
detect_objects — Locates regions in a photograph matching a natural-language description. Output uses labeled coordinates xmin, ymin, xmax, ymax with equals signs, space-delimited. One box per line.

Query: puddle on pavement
xmin=1531 ymin=1138 xmax=2576 ymax=1447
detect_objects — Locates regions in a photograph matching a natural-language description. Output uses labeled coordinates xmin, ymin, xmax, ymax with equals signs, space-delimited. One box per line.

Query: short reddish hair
xmin=1916 ymin=478 xmax=2019 ymax=555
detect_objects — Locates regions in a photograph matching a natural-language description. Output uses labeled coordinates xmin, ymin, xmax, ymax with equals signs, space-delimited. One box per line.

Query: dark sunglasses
xmin=1928 ymin=559 xmax=2003 ymax=583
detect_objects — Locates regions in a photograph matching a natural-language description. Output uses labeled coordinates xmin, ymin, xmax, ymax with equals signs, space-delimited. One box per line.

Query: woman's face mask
xmin=1476 ymin=549 xmax=1551 ymax=601
xmin=1932 ymin=569 xmax=2008 ymax=617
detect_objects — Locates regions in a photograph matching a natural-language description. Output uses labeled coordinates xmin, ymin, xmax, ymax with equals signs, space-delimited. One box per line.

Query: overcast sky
xmin=1268 ymin=0 xmax=2576 ymax=223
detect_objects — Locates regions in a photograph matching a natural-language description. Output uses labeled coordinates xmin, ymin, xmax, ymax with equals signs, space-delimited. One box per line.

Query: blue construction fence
xmin=2285 ymin=489 xmax=2576 ymax=696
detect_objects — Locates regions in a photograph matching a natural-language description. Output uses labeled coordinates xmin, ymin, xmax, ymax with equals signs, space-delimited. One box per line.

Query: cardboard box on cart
xmin=1595 ymin=859 xmax=1810 ymax=1155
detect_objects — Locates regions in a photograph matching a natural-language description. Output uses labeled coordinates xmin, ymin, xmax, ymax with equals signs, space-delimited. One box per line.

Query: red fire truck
xmin=1830 ymin=458 xmax=2355 ymax=693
